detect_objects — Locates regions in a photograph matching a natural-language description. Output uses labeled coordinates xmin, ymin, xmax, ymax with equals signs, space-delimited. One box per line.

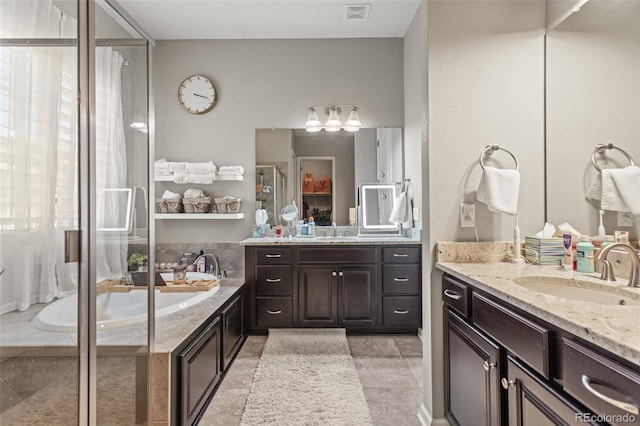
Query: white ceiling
xmin=117 ymin=0 xmax=421 ymax=40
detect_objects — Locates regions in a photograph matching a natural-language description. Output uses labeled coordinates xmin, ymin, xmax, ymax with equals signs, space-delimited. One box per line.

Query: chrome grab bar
xmin=581 ymin=375 xmax=639 ymax=415
xmin=444 ymin=289 xmax=461 ymax=300
xmin=479 ymin=144 xmax=519 ymax=170
xmin=591 ymin=143 xmax=636 ymax=172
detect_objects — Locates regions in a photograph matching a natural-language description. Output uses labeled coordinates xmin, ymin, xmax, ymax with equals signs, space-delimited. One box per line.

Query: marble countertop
xmin=240 ymin=236 xmax=420 ymax=245
xmin=436 ymin=262 xmax=640 ymax=367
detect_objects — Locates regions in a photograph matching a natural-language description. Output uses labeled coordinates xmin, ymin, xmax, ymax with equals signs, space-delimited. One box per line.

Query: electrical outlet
xmin=460 ymin=203 xmax=476 ymax=228
xmin=617 ymin=211 xmax=633 ymax=227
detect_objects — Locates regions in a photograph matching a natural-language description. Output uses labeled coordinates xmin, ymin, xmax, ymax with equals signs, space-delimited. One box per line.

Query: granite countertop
xmin=436 ymin=262 xmax=640 ymax=367
xmin=240 ymin=236 xmax=420 ymax=245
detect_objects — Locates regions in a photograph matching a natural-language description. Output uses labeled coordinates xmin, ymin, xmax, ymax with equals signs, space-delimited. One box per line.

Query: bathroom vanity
xmin=243 ymin=238 xmax=422 ymax=333
xmin=437 ymin=262 xmax=640 ymax=426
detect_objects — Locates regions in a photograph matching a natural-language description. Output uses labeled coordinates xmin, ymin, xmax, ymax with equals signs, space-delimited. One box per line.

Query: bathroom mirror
xmin=255 ymin=127 xmax=403 ymax=226
xmin=545 ymin=0 xmax=640 ymax=240
xmin=359 ymin=184 xmax=398 ymax=231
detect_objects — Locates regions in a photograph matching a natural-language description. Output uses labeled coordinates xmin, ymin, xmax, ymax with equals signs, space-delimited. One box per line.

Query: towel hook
xmin=591 ymin=143 xmax=635 ymax=172
xmin=479 ymin=145 xmax=519 ymax=170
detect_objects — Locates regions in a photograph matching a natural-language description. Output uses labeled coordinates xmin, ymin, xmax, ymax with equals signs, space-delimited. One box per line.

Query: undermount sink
xmin=512 ymin=276 xmax=640 ymax=306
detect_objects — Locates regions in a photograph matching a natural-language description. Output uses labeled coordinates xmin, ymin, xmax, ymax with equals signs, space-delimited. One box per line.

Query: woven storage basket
xmin=183 ymin=197 xmax=212 ymax=213
xmin=226 ymin=197 xmax=241 ymax=214
xmin=214 ymin=198 xmax=228 ymax=214
xmin=156 ymin=198 xmax=183 ymax=213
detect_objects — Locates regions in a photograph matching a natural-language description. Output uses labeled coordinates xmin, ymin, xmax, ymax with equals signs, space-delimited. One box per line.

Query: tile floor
xmin=199 ymin=334 xmax=423 ymax=426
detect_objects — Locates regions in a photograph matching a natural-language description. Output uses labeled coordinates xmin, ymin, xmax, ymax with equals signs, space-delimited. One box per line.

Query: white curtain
xmin=0 ymin=0 xmax=128 ymax=314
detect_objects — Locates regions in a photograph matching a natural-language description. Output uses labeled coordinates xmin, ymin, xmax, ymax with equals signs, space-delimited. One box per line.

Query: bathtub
xmin=32 ymin=272 xmax=220 ymax=332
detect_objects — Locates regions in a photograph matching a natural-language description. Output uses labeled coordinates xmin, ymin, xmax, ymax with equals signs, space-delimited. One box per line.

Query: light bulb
xmin=305 ymin=107 xmax=321 ymax=127
xmin=325 ymin=107 xmax=341 ymax=127
xmin=345 ymin=107 xmax=361 ymax=127
xmin=305 ymin=127 xmax=321 ymax=133
xmin=325 ymin=126 xmax=340 ymax=132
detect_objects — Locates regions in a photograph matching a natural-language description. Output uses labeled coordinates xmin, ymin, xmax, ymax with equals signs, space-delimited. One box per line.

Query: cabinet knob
xmin=338 ymin=271 xmax=344 ymax=277
xmin=483 ymin=361 xmax=496 ymax=371
xmin=332 ymin=271 xmax=337 ymax=277
xmin=501 ymin=378 xmax=516 ymax=389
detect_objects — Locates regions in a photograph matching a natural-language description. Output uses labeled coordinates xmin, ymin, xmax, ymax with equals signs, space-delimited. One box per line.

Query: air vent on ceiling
xmin=345 ymin=4 xmax=370 ymax=21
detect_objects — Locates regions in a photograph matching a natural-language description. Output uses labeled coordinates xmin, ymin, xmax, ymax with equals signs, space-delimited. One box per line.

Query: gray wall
xmin=154 ymin=38 xmax=404 ymax=243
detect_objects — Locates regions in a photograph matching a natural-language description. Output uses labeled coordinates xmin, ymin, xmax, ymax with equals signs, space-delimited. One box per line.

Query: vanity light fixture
xmin=304 ymin=104 xmax=362 ymax=133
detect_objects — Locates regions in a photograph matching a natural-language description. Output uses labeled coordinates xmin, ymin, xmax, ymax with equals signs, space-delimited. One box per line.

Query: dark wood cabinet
xmin=221 ymin=295 xmax=243 ymax=370
xmin=178 ymin=317 xmax=221 ymax=426
xmin=445 ymin=310 xmax=501 ymax=426
xmin=338 ymin=265 xmax=376 ymax=327
xmin=299 ymin=265 xmax=338 ymax=326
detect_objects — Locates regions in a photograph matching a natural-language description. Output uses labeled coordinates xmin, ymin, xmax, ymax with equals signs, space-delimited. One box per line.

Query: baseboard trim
xmin=417 ymin=404 xmax=449 ymax=426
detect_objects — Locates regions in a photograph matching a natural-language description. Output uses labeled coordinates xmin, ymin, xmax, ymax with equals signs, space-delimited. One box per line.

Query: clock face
xmin=177 ymin=75 xmax=217 ymax=114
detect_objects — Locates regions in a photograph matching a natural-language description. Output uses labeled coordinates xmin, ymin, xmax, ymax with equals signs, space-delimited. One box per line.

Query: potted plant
xmin=127 ymin=253 xmax=148 ymax=272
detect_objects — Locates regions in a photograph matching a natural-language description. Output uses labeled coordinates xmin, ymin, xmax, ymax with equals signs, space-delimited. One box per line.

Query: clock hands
xmin=193 ymin=93 xmax=211 ymax=101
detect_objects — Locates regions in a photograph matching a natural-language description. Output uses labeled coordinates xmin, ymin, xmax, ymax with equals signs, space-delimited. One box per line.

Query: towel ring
xmin=479 ymin=145 xmax=519 ymax=170
xmin=591 ymin=143 xmax=635 ymax=172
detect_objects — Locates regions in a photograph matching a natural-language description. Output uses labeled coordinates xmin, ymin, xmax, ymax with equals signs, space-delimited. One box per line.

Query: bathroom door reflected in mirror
xmin=255 ymin=128 xmax=403 ymax=226
xmin=546 ymin=0 xmax=640 ymax=240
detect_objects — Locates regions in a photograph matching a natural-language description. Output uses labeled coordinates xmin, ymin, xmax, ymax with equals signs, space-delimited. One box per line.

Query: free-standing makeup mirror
xmin=358 ymin=184 xmax=398 ymax=231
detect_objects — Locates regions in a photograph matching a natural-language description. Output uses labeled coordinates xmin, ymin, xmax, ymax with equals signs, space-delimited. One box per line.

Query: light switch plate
xmin=460 ymin=203 xmax=476 ymax=228
xmin=617 ymin=211 xmax=633 ymax=227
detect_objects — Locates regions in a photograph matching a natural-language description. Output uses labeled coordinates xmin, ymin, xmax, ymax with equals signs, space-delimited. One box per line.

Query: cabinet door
xmin=179 ymin=317 xmax=221 ymax=426
xmin=445 ymin=310 xmax=501 ymax=426
xmin=298 ymin=265 xmax=337 ymax=326
xmin=222 ymin=295 xmax=243 ymax=371
xmin=505 ymin=356 xmax=594 ymax=426
xmin=338 ymin=265 xmax=375 ymax=328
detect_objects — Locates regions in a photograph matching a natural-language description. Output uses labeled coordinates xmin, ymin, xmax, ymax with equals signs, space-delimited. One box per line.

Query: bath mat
xmin=240 ymin=329 xmax=372 ymax=425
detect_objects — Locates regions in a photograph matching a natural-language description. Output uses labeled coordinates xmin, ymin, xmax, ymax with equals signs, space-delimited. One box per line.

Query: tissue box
xmin=525 ymin=236 xmax=564 ymax=265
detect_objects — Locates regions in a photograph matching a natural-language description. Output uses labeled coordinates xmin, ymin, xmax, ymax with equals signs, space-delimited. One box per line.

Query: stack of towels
xmin=154 ymin=159 xmax=217 ymax=184
xmin=586 ymin=165 xmax=640 ymax=216
xmin=216 ymin=166 xmax=244 ymax=179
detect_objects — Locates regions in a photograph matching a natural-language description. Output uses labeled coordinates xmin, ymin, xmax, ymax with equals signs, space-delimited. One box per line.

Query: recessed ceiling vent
xmin=345 ymin=4 xmax=371 ymax=21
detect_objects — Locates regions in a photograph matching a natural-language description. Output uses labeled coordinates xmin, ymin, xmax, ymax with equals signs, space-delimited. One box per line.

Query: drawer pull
xmin=394 ymin=277 xmax=409 ymax=282
xmin=501 ymin=378 xmax=516 ymax=389
xmin=265 ymin=278 xmax=282 ymax=283
xmin=393 ymin=253 xmax=409 ymax=257
xmin=581 ymin=375 xmax=640 ymax=415
xmin=483 ymin=361 xmax=496 ymax=371
xmin=394 ymin=310 xmax=409 ymax=315
xmin=444 ymin=289 xmax=461 ymax=300
xmin=265 ymin=254 xmax=282 ymax=258
xmin=266 ymin=310 xmax=282 ymax=315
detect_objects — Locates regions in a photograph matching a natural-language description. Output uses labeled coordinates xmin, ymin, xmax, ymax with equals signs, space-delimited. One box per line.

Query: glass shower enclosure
xmin=256 ymin=165 xmax=286 ymax=226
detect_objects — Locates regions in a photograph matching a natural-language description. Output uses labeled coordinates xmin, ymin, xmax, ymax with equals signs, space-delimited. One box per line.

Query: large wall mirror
xmin=255 ymin=128 xmax=403 ymax=226
xmin=546 ymin=0 xmax=640 ymax=240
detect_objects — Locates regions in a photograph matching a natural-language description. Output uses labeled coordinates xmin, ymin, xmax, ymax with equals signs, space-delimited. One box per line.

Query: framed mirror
xmin=359 ymin=184 xmax=398 ymax=231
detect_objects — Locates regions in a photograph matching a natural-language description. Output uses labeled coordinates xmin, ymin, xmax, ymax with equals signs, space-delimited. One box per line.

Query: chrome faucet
xmin=595 ymin=243 xmax=640 ymax=287
xmin=332 ymin=222 xmax=337 ymax=237
xmin=192 ymin=254 xmax=220 ymax=278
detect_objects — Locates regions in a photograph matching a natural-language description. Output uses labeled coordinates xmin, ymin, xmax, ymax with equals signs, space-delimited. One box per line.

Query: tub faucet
xmin=332 ymin=222 xmax=337 ymax=237
xmin=594 ymin=243 xmax=640 ymax=287
xmin=192 ymin=254 xmax=220 ymax=278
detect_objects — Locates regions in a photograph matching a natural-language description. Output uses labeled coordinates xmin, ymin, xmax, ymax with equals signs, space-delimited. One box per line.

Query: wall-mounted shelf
xmin=155 ymin=213 xmax=244 ymax=220
xmin=155 ymin=175 xmax=243 ymax=182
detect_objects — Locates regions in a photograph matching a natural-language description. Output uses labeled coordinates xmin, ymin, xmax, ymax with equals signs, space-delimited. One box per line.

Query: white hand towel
xmin=184 ymin=188 xmax=204 ymax=199
xmin=601 ymin=165 xmax=640 ymax=215
xmin=218 ymin=165 xmax=245 ymax=174
xmin=173 ymin=173 xmax=214 ymax=184
xmin=162 ymin=190 xmax=180 ymax=199
xmin=585 ymin=174 xmax=602 ymax=201
xmin=476 ymin=167 xmax=521 ymax=215
xmin=389 ymin=191 xmax=413 ymax=229
xmin=185 ymin=161 xmax=216 ymax=174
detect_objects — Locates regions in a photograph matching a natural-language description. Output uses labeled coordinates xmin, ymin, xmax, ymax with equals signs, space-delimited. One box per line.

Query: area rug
xmin=240 ymin=329 xmax=373 ymax=425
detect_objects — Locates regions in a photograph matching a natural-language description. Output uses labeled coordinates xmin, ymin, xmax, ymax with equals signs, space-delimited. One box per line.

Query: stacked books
xmin=524 ymin=236 xmax=564 ymax=265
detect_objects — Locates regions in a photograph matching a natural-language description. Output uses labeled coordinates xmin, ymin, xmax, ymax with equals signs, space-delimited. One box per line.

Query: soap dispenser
xmin=196 ymin=250 xmax=207 ymax=273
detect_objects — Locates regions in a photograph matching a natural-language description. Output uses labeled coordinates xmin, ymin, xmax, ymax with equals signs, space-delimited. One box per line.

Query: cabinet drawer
xmin=256 ymin=266 xmax=293 ymax=296
xmin=382 ymin=247 xmax=420 ymax=264
xmin=442 ymin=274 xmax=470 ymax=318
xmin=383 ymin=265 xmax=420 ymax=295
xmin=472 ymin=293 xmax=550 ymax=378
xmin=382 ymin=296 xmax=421 ymax=327
xmin=256 ymin=248 xmax=292 ymax=264
xmin=562 ymin=338 xmax=640 ymax=423
xmin=256 ymin=297 xmax=293 ymax=328
xmin=298 ymin=247 xmax=376 ymax=264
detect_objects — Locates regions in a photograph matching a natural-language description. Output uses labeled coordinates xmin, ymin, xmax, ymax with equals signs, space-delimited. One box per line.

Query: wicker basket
xmin=214 ymin=198 xmax=228 ymax=214
xmin=183 ymin=197 xmax=212 ymax=213
xmin=156 ymin=198 xmax=183 ymax=213
xmin=226 ymin=197 xmax=241 ymax=214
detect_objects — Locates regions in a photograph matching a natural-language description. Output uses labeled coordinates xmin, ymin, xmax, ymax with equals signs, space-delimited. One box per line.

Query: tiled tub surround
xmin=435 ymin=261 xmax=640 ymax=366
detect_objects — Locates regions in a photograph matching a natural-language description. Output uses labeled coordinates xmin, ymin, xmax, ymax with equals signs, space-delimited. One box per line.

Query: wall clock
xmin=177 ymin=75 xmax=217 ymax=115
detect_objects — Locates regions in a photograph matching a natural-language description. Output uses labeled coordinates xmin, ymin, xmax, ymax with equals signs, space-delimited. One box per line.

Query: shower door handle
xmin=64 ymin=230 xmax=81 ymax=263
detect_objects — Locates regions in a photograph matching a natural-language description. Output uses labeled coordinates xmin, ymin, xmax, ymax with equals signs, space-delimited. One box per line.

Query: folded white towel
xmin=162 ymin=190 xmax=181 ymax=199
xmin=155 ymin=170 xmax=173 ymax=176
xmin=585 ymin=174 xmax=602 ymax=201
xmin=601 ymin=165 xmax=640 ymax=215
xmin=216 ymin=171 xmax=244 ymax=178
xmin=154 ymin=159 xmax=169 ymax=169
xmin=184 ymin=188 xmax=204 ymax=199
xmin=173 ymin=172 xmax=214 ymax=184
xmin=218 ymin=165 xmax=245 ymax=174
xmin=185 ymin=161 xmax=217 ymax=174
xmin=476 ymin=167 xmax=520 ymax=215
xmin=389 ymin=191 xmax=413 ymax=229
xmin=170 ymin=162 xmax=186 ymax=173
